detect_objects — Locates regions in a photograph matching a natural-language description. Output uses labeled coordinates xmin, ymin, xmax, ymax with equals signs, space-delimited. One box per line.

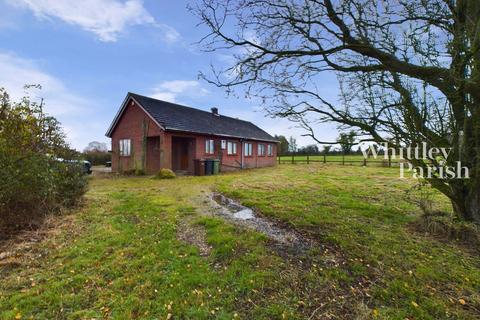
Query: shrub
xmin=415 ymin=211 xmax=480 ymax=246
xmin=135 ymin=169 xmax=145 ymax=176
xmin=53 ymin=162 xmax=89 ymax=207
xmin=155 ymin=168 xmax=176 ymax=179
xmin=0 ymin=86 xmax=88 ymax=231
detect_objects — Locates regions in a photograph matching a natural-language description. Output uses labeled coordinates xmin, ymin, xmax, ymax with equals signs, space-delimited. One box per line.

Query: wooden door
xmin=180 ymin=142 xmax=189 ymax=169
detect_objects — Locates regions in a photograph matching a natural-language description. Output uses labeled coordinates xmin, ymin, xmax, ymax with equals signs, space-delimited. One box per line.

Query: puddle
xmin=208 ymin=192 xmax=313 ymax=251
xmin=233 ymin=208 xmax=254 ymax=220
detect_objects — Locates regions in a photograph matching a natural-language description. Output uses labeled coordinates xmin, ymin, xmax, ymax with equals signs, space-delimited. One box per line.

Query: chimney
xmin=211 ymin=107 xmax=219 ymax=116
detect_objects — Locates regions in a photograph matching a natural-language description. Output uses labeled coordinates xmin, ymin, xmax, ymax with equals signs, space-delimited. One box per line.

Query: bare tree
xmin=193 ymin=0 xmax=480 ymax=223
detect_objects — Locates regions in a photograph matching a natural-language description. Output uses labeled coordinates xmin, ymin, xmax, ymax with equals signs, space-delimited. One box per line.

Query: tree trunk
xmin=451 ymin=186 xmax=480 ymax=223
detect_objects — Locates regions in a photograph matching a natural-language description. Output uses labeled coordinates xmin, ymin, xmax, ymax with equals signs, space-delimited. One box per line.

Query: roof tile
xmin=129 ymin=93 xmax=277 ymax=142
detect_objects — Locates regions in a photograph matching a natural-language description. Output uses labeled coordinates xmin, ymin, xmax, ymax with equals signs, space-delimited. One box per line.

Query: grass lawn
xmin=1 ymin=164 xmax=479 ymax=319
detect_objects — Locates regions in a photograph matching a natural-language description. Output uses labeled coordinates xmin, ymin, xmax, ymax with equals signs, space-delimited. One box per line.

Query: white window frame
xmin=221 ymin=140 xmax=227 ymax=149
xmin=258 ymin=144 xmax=266 ymax=156
xmin=244 ymin=142 xmax=253 ymax=157
xmin=205 ymin=139 xmax=215 ymax=154
xmin=119 ymin=139 xmax=131 ymax=156
xmin=227 ymin=141 xmax=237 ymax=155
xmin=267 ymin=144 xmax=273 ymax=156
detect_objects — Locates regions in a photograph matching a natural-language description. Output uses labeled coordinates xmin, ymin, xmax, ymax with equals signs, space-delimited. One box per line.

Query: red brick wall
xmin=110 ymin=99 xmax=163 ymax=173
xmin=156 ymin=132 xmax=277 ymax=172
xmin=187 ymin=135 xmax=278 ymax=171
xmin=110 ymin=99 xmax=277 ymax=173
xmin=240 ymin=139 xmax=277 ymax=170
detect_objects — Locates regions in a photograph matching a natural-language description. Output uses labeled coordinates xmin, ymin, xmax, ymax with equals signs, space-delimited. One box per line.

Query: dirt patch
xmin=176 ymin=220 xmax=212 ymax=257
xmin=207 ymin=192 xmax=314 ymax=253
xmin=0 ymin=209 xmax=83 ymax=278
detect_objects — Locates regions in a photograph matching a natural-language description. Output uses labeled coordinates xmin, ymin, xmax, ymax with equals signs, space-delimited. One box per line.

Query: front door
xmin=172 ymin=137 xmax=194 ymax=172
xmin=180 ymin=141 xmax=189 ymax=170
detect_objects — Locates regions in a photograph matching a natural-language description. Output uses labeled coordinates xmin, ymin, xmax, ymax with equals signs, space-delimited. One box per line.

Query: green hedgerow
xmin=0 ymin=86 xmax=88 ymax=230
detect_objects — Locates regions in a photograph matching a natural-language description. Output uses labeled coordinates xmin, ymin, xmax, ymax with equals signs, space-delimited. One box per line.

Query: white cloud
xmin=0 ymin=52 xmax=106 ymax=150
xmin=155 ymin=23 xmax=180 ymax=44
xmin=150 ymin=80 xmax=209 ymax=103
xmin=8 ymin=0 xmax=179 ymax=43
xmin=0 ymin=52 xmax=86 ymax=115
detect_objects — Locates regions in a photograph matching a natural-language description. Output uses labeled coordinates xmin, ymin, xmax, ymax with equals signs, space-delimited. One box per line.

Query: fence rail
xmin=277 ymin=154 xmax=401 ymax=167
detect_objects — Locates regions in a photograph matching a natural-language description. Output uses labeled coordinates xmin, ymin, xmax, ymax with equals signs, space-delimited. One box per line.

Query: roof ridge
xmin=129 ymin=92 xmax=257 ymax=125
xmin=105 ymin=92 xmax=278 ymax=142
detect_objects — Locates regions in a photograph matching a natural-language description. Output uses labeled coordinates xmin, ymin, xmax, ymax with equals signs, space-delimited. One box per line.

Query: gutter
xmin=164 ymin=127 xmax=278 ymax=143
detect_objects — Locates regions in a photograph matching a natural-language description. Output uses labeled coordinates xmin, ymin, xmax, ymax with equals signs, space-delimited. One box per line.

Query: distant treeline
xmin=274 ymin=134 xmax=367 ymax=156
xmin=81 ymin=141 xmax=111 ymax=165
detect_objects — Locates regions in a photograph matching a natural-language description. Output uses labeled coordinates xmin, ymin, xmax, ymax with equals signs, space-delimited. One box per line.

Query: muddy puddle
xmin=208 ymin=192 xmax=313 ymax=252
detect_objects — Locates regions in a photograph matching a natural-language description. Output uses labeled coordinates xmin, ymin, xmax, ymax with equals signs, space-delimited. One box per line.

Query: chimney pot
xmin=211 ymin=107 xmax=219 ymax=115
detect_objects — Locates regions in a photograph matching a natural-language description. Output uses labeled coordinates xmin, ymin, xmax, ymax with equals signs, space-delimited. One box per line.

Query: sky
xmin=0 ymin=0 xmax=339 ymax=151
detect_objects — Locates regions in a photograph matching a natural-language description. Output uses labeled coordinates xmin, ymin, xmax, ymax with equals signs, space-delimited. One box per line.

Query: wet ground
xmin=207 ymin=192 xmax=313 ymax=252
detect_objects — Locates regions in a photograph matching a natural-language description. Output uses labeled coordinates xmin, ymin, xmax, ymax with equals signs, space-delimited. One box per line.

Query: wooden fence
xmin=277 ymin=154 xmax=401 ymax=167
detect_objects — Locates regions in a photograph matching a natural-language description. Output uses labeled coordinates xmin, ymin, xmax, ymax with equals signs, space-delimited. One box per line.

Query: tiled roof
xmin=106 ymin=92 xmax=277 ymax=142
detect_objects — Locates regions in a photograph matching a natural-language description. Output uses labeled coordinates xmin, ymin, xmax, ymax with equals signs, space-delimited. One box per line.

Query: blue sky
xmin=0 ymin=0 xmax=338 ymax=151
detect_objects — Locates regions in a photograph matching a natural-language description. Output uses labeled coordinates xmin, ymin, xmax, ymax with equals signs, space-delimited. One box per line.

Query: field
xmin=1 ymin=164 xmax=479 ymax=319
xmin=277 ymin=154 xmax=399 ymax=166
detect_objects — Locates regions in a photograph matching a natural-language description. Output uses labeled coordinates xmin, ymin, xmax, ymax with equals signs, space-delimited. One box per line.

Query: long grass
xmin=1 ymin=164 xmax=479 ymax=319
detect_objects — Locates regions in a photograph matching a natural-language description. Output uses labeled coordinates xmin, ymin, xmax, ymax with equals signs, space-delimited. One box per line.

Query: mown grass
xmin=1 ymin=164 xmax=479 ymax=319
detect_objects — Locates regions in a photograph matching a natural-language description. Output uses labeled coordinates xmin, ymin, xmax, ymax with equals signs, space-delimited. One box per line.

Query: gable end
xmin=105 ymin=93 xmax=164 ymax=137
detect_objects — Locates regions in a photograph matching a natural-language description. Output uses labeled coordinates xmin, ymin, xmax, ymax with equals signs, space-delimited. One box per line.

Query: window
xmin=267 ymin=144 xmax=273 ymax=156
xmin=205 ymin=139 xmax=215 ymax=154
xmin=119 ymin=139 xmax=131 ymax=156
xmin=258 ymin=144 xmax=266 ymax=156
xmin=227 ymin=141 xmax=237 ymax=155
xmin=221 ymin=140 xmax=227 ymax=149
xmin=244 ymin=142 xmax=253 ymax=156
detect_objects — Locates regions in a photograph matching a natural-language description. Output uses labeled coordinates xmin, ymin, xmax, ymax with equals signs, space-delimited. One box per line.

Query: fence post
xmin=323 ymin=153 xmax=326 ymax=163
xmin=307 ymin=154 xmax=310 ymax=164
xmin=291 ymin=153 xmax=294 ymax=164
xmin=388 ymin=154 xmax=392 ymax=167
xmin=278 ymin=156 xmax=280 ymax=164
xmin=342 ymin=153 xmax=345 ymax=165
xmin=363 ymin=157 xmax=367 ymax=166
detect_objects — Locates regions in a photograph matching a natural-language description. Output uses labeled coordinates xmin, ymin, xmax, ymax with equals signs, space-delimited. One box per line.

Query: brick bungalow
xmin=105 ymin=92 xmax=278 ymax=174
